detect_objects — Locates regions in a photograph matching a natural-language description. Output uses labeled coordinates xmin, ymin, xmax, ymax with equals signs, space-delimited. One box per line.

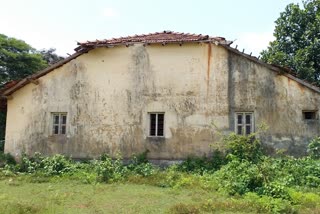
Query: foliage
xmin=0 ymin=35 xmax=64 ymax=152
xmin=0 ymin=152 xmax=15 ymax=167
xmin=224 ymin=133 xmax=263 ymax=162
xmin=215 ymin=156 xmax=320 ymax=199
xmin=0 ymin=143 xmax=320 ymax=214
xmin=215 ymin=159 xmax=263 ymax=195
xmin=176 ymin=150 xmax=227 ymax=174
xmin=0 ymin=34 xmax=47 ymax=84
xmin=94 ymin=154 xmax=128 ymax=182
xmin=38 ymin=48 xmax=64 ymax=65
xmin=16 ymin=153 xmax=73 ymax=175
xmin=308 ymin=137 xmax=320 ymax=159
xmin=261 ymin=0 xmax=320 ymax=85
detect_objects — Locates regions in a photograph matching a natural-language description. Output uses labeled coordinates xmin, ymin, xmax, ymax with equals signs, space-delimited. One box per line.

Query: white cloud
xmin=102 ymin=7 xmax=118 ymax=17
xmin=232 ymin=31 xmax=275 ymax=57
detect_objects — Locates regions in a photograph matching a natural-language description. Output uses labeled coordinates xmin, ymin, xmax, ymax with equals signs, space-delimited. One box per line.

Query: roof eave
xmin=2 ymin=49 xmax=89 ymax=96
xmin=220 ymin=44 xmax=320 ymax=94
xmin=3 ymin=39 xmax=320 ymax=97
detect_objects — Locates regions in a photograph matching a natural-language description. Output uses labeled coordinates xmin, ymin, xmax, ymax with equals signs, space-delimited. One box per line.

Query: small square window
xmin=52 ymin=113 xmax=67 ymax=135
xmin=149 ymin=113 xmax=164 ymax=137
xmin=303 ymin=111 xmax=317 ymax=120
xmin=235 ymin=112 xmax=253 ymax=135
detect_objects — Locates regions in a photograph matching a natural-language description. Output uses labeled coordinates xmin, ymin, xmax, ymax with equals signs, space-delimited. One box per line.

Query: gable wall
xmin=5 ymin=43 xmax=231 ymax=159
xmin=4 ymin=43 xmax=319 ymax=159
xmin=227 ymin=51 xmax=319 ymax=155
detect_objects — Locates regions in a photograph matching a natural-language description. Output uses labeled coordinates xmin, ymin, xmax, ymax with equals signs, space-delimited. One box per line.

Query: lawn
xmin=1 ymin=134 xmax=320 ymax=213
xmin=0 ymin=177 xmax=237 ymax=214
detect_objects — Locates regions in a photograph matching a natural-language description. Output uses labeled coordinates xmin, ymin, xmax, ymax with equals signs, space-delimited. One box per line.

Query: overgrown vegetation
xmin=261 ymin=0 xmax=320 ymax=86
xmin=1 ymin=133 xmax=320 ymax=213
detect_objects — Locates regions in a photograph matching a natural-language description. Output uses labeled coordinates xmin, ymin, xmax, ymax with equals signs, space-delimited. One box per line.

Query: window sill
xmin=147 ymin=136 xmax=166 ymax=142
xmin=49 ymin=135 xmax=67 ymax=139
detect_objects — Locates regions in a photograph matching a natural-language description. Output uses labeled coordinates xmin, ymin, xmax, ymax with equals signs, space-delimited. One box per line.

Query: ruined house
xmin=2 ymin=31 xmax=320 ymax=161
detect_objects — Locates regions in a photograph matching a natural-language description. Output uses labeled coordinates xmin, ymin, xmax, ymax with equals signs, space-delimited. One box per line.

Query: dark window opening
xmin=149 ymin=113 xmax=164 ymax=137
xmin=303 ymin=111 xmax=317 ymax=120
xmin=235 ymin=112 xmax=253 ymax=135
xmin=52 ymin=113 xmax=67 ymax=135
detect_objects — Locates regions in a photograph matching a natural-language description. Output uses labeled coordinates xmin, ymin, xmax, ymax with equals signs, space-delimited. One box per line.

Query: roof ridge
xmin=77 ymin=30 xmax=218 ymax=47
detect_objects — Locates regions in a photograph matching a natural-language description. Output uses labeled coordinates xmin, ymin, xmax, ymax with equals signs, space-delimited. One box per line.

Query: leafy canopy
xmin=0 ymin=34 xmax=47 ymax=84
xmin=0 ymin=34 xmax=64 ymax=150
xmin=260 ymin=0 xmax=320 ymax=85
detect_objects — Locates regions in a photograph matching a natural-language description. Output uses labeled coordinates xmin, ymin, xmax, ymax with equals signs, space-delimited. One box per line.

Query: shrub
xmin=94 ymin=154 xmax=128 ymax=182
xmin=308 ymin=137 xmax=320 ymax=159
xmin=177 ymin=156 xmax=209 ymax=174
xmin=177 ymin=150 xmax=227 ymax=174
xmin=41 ymin=154 xmax=73 ymax=175
xmin=224 ymin=133 xmax=263 ymax=162
xmin=18 ymin=152 xmax=44 ymax=173
xmin=128 ymin=162 xmax=155 ymax=177
xmin=244 ymin=192 xmax=294 ymax=214
xmin=0 ymin=152 xmax=16 ymax=167
xmin=215 ymin=159 xmax=263 ymax=195
xmin=260 ymin=182 xmax=290 ymax=200
xmin=13 ymin=153 xmax=73 ymax=175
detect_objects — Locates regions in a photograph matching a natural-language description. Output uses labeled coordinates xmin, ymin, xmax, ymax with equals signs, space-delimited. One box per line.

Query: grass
xmin=2 ymin=174 xmax=318 ymax=214
xmin=0 ymin=136 xmax=319 ymax=214
xmin=0 ymin=176 xmax=222 ymax=214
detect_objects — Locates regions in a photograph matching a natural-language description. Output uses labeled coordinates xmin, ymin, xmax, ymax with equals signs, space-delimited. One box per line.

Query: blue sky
xmin=0 ymin=0 xmax=303 ymax=56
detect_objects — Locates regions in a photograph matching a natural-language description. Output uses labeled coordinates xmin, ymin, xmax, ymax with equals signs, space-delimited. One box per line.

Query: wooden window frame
xmin=52 ymin=113 xmax=67 ymax=135
xmin=235 ymin=112 xmax=254 ymax=135
xmin=148 ymin=112 xmax=165 ymax=137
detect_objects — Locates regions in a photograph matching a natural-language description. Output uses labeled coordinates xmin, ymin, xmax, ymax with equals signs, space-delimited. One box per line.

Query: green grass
xmin=1 ymin=144 xmax=320 ymax=214
xmin=0 ymin=176 xmax=212 ymax=214
xmin=1 ymin=173 xmax=320 ymax=214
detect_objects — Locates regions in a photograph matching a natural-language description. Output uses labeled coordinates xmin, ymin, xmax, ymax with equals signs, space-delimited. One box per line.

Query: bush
xmin=224 ymin=133 xmax=263 ymax=162
xmin=0 ymin=152 xmax=16 ymax=167
xmin=18 ymin=152 xmax=44 ymax=173
xmin=215 ymin=159 xmax=263 ymax=195
xmin=94 ymin=154 xmax=128 ymax=182
xmin=41 ymin=154 xmax=73 ymax=175
xmin=177 ymin=150 xmax=227 ymax=174
xmin=308 ymin=137 xmax=320 ymax=159
xmin=13 ymin=153 xmax=73 ymax=175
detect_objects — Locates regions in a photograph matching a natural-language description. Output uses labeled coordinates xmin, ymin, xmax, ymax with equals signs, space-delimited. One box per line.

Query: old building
xmin=2 ymin=31 xmax=320 ymax=160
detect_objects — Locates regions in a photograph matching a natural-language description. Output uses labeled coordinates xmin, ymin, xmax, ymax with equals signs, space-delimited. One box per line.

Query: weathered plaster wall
xmin=5 ymin=43 xmax=230 ymax=159
xmin=227 ymin=51 xmax=320 ymax=155
xmin=4 ymin=43 xmax=319 ymax=159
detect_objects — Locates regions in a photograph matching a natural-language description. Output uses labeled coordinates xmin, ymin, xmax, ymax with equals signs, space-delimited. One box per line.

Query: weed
xmin=308 ymin=137 xmax=320 ymax=159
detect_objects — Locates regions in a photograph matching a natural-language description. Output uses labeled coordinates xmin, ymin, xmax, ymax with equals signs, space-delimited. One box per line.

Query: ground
xmin=0 ymin=178 xmax=229 ymax=214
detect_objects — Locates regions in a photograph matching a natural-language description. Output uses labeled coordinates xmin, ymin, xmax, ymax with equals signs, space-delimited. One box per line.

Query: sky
xmin=0 ymin=0 xmax=303 ymax=57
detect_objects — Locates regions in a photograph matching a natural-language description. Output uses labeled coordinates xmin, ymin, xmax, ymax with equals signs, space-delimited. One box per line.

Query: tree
xmin=261 ymin=0 xmax=320 ymax=85
xmin=0 ymin=34 xmax=47 ymax=84
xmin=0 ymin=34 xmax=64 ymax=151
xmin=39 ymin=48 xmax=64 ymax=65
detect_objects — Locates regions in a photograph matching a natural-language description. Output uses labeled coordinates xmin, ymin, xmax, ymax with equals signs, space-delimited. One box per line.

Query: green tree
xmin=261 ymin=0 xmax=320 ymax=85
xmin=0 ymin=34 xmax=64 ymax=151
xmin=0 ymin=34 xmax=47 ymax=84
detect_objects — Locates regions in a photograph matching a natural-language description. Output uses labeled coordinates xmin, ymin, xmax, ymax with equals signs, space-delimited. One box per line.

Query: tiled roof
xmin=75 ymin=30 xmax=229 ymax=52
xmin=1 ymin=31 xmax=320 ymax=96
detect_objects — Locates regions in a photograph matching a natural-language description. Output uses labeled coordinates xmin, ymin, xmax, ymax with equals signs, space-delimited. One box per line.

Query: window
xmin=52 ymin=113 xmax=67 ymax=135
xmin=303 ymin=111 xmax=317 ymax=120
xmin=149 ymin=113 xmax=164 ymax=137
xmin=235 ymin=112 xmax=253 ymax=135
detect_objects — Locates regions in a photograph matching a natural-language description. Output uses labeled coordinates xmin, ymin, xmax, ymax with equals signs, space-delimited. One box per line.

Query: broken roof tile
xmin=75 ymin=30 xmax=228 ymax=51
